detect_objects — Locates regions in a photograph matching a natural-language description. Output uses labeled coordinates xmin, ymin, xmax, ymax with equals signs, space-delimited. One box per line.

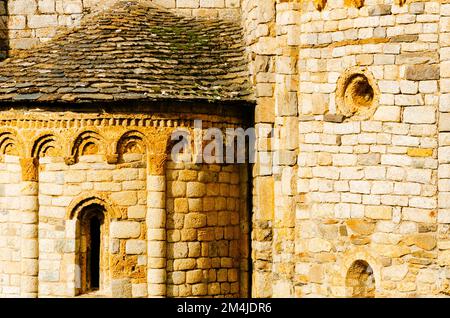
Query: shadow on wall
xmin=0 ymin=1 xmax=7 ymax=60
xmin=346 ymin=260 xmax=375 ymax=298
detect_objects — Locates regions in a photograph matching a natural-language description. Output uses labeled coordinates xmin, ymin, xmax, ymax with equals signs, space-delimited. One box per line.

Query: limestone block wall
xmin=293 ymin=0 xmax=447 ymax=297
xmin=165 ymin=161 xmax=248 ymax=297
xmin=1 ymin=0 xmax=242 ymax=54
xmin=5 ymin=0 xmax=86 ymax=51
xmin=243 ymin=0 xmax=449 ymax=298
xmin=151 ymin=0 xmax=241 ymax=19
xmin=37 ymin=154 xmax=148 ymax=297
xmin=0 ymin=156 xmax=22 ymax=297
xmin=0 ymin=108 xmax=250 ymax=298
xmin=242 ymin=0 xmax=276 ymax=298
xmin=242 ymin=0 xmax=302 ymax=298
xmin=439 ymin=2 xmax=450 ymax=290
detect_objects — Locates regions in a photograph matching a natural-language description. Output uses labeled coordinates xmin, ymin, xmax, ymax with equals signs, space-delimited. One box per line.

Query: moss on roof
xmin=0 ymin=1 xmax=253 ymax=104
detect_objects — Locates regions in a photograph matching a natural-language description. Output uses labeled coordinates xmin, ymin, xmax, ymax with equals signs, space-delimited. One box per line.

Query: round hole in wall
xmin=336 ymin=67 xmax=379 ymax=120
xmin=345 ymin=74 xmax=374 ymax=111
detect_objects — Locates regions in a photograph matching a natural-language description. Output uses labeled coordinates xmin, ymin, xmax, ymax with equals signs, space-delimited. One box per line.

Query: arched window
xmin=346 ymin=260 xmax=375 ymax=298
xmin=78 ymin=205 xmax=105 ymax=294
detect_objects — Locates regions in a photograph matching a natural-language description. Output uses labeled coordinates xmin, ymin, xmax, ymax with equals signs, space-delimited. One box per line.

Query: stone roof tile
xmin=0 ymin=1 xmax=253 ymax=104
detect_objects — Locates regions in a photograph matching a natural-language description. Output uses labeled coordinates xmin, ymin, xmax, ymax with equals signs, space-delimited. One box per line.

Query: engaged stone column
xmin=146 ymin=154 xmax=167 ymax=297
xmin=19 ymin=157 xmax=39 ymax=298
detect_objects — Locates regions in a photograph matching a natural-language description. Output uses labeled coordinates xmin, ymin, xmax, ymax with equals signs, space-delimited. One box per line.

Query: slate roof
xmin=0 ymin=1 xmax=253 ymax=103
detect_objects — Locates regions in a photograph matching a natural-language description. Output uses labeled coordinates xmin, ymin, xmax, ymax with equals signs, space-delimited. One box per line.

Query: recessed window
xmin=78 ymin=206 xmax=105 ymax=295
xmin=89 ymin=216 xmax=101 ymax=290
xmin=346 ymin=260 xmax=375 ymax=298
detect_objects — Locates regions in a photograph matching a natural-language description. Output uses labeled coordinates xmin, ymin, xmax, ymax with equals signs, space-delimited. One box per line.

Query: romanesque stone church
xmin=0 ymin=0 xmax=449 ymax=298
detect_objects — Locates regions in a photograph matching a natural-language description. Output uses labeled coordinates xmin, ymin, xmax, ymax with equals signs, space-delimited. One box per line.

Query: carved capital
xmin=313 ymin=0 xmax=327 ymax=11
xmin=20 ymin=157 xmax=39 ymax=182
xmin=64 ymin=156 xmax=76 ymax=165
xmin=148 ymin=153 xmax=168 ymax=175
xmin=106 ymin=154 xmax=119 ymax=164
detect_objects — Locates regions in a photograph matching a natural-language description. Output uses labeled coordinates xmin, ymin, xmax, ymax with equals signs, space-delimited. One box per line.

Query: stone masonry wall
xmin=245 ymin=0 xmax=450 ymax=297
xmin=165 ymin=161 xmax=247 ymax=297
xmin=294 ymin=0 xmax=446 ymax=297
xmin=242 ymin=0 xmax=276 ymax=298
xmin=151 ymin=0 xmax=241 ymax=19
xmin=0 ymin=156 xmax=22 ymax=297
xmin=0 ymin=109 xmax=249 ymax=298
xmin=242 ymin=0 xmax=302 ymax=297
xmin=439 ymin=1 xmax=450 ymax=293
xmin=2 ymin=0 xmax=241 ymax=54
xmin=38 ymin=154 xmax=148 ymax=297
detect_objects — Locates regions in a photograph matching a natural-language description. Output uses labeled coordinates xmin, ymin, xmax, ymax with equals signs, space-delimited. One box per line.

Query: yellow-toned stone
xmin=256 ymin=177 xmax=274 ymax=221
xmin=20 ymin=158 xmax=38 ymax=182
xmin=365 ymin=206 xmax=392 ymax=220
xmin=402 ymin=234 xmax=437 ymax=251
xmin=184 ymin=213 xmax=207 ymax=229
xmin=308 ymin=238 xmax=332 ymax=253
xmin=374 ymin=244 xmax=411 ymax=258
xmin=255 ymin=97 xmax=275 ymax=123
xmin=173 ymin=259 xmax=196 ymax=271
xmin=186 ymin=270 xmax=204 ymax=284
xmin=174 ymin=198 xmax=188 ymax=213
xmin=398 ymin=282 xmax=416 ymax=292
xmin=349 ymin=235 xmax=371 ymax=245
xmin=318 ymin=153 xmax=332 ymax=166
xmin=197 ymin=228 xmax=214 ymax=241
xmin=309 ymin=264 xmax=323 ymax=283
xmin=346 ymin=219 xmax=375 ymax=235
xmin=181 ymin=229 xmax=197 ymax=241
xmin=407 ymin=148 xmax=433 ymax=157
xmin=438 ymin=250 xmax=450 ymax=266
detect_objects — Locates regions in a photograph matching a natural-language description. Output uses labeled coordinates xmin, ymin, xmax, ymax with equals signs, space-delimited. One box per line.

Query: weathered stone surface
xmin=111 ymin=221 xmax=141 ymax=239
xmin=405 ymin=65 xmax=440 ymax=81
xmin=184 ymin=213 xmax=207 ymax=229
xmin=346 ymin=219 xmax=375 ymax=235
xmin=402 ymin=234 xmax=437 ymax=251
xmin=381 ymin=264 xmax=409 ymax=281
xmin=440 ymin=113 xmax=450 ymax=132
xmin=0 ymin=0 xmax=448 ymax=300
xmin=125 ymin=240 xmax=146 ymax=254
xmin=365 ymin=206 xmax=392 ymax=220
xmin=368 ymin=5 xmax=391 ymax=16
xmin=407 ymin=148 xmax=433 ymax=158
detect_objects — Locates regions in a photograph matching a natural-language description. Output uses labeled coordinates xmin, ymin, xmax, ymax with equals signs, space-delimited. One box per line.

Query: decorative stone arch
xmin=115 ymin=130 xmax=149 ymax=163
xmin=341 ymin=249 xmax=382 ymax=298
xmin=31 ymin=132 xmax=61 ymax=159
xmin=0 ymin=129 xmax=23 ymax=157
xmin=66 ymin=130 xmax=107 ymax=165
xmin=336 ymin=66 xmax=380 ymax=120
xmin=66 ymin=193 xmax=121 ymax=296
xmin=66 ymin=192 xmax=122 ymax=221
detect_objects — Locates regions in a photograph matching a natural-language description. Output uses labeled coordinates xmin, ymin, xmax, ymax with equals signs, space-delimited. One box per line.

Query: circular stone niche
xmin=336 ymin=67 xmax=379 ymax=120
